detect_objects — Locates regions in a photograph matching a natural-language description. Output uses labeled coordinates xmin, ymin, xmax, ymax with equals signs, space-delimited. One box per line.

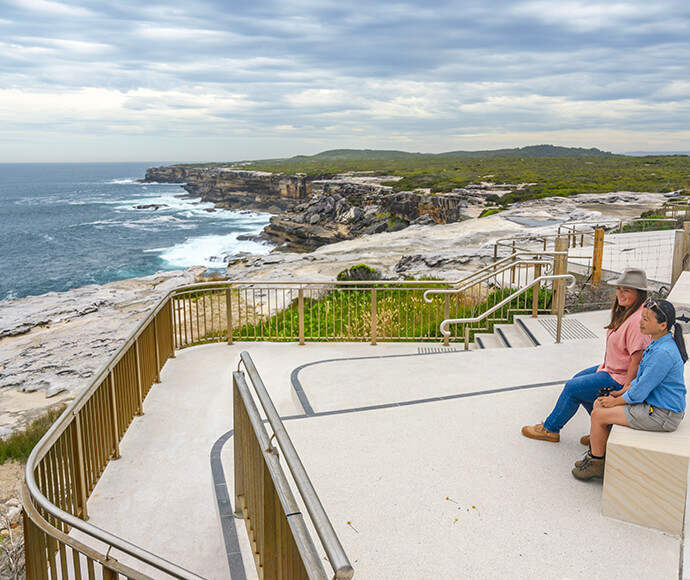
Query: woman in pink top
xmin=521 ymin=268 xmax=651 ymax=443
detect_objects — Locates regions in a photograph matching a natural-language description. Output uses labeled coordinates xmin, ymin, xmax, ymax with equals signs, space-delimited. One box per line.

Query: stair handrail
xmin=422 ymin=257 xmax=555 ymax=303
xmin=238 ymin=351 xmax=354 ymax=580
xmin=438 ymin=273 xmax=576 ymax=337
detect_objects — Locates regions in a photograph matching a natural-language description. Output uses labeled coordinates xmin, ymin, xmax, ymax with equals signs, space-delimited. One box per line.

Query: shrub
xmin=0 ymin=405 xmax=67 ymax=464
xmin=336 ymin=264 xmax=381 ymax=282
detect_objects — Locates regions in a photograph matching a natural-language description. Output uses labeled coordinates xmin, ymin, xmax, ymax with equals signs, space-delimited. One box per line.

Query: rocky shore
xmin=143 ymin=166 xmax=522 ymax=251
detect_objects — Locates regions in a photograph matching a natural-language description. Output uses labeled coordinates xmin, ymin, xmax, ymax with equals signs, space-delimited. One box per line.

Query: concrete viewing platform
xmin=80 ymin=309 xmax=689 ymax=579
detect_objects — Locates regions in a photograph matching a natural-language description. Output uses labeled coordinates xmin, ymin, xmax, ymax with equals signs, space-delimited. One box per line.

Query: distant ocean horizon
xmin=0 ymin=162 xmax=273 ymax=301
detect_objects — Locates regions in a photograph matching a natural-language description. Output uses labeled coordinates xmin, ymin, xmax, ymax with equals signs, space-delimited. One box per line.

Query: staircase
xmin=471 ymin=312 xmax=604 ymax=349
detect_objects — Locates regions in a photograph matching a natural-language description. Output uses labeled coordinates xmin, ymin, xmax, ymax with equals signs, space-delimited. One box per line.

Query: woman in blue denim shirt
xmin=573 ymin=299 xmax=688 ymax=480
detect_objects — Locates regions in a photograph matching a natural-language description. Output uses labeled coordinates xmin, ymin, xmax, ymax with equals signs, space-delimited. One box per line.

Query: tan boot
xmin=521 ymin=423 xmax=560 ymax=442
xmin=572 ymin=451 xmax=605 ymax=480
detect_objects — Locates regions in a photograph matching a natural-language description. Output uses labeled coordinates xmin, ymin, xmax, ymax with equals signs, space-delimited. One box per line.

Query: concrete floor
xmin=82 ymin=307 xmax=688 ymax=579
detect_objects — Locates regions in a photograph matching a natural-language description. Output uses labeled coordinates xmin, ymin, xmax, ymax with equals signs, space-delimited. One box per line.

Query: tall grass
xmin=0 ymin=405 xmax=67 ymax=465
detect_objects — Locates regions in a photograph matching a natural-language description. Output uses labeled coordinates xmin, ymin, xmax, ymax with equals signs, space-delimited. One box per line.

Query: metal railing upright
xmin=235 ymin=352 xmax=354 ymax=580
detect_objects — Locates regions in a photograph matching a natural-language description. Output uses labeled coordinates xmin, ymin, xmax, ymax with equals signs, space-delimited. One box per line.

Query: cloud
xmin=0 ymin=0 xmax=689 ymax=161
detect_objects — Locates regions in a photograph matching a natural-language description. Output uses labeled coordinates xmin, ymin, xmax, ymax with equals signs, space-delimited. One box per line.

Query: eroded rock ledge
xmin=144 ymin=166 xmax=519 ymax=251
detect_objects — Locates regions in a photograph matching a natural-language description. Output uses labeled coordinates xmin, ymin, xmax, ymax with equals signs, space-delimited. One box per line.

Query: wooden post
xmin=134 ymin=340 xmax=144 ymax=416
xmin=443 ymin=295 xmax=450 ymax=347
xmin=298 ymin=289 xmax=305 ymax=345
xmin=684 ymin=222 xmax=690 ymax=272
xmin=591 ymin=228 xmax=605 ymax=284
xmin=672 ymin=229 xmax=686 ymax=286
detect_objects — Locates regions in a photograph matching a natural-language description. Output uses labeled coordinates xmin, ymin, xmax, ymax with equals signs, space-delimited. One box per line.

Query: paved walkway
xmin=84 ymin=310 xmax=686 ymax=579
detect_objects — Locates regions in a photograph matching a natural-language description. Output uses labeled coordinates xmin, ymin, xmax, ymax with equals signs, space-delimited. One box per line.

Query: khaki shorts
xmin=624 ymin=403 xmax=684 ymax=432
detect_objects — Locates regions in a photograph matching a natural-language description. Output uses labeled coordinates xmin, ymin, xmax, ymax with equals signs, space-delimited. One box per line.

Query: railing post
xmin=552 ymin=236 xmax=568 ymax=316
xmin=464 ymin=325 xmax=470 ymax=350
xmin=493 ymin=244 xmax=498 ymax=262
xmin=443 ymin=294 xmax=450 ymax=346
xmin=134 ymin=340 xmax=144 ymax=416
xmin=684 ymin=222 xmax=690 ymax=272
xmin=553 ymin=237 xmax=568 ymax=343
xmin=226 ymin=288 xmax=233 ymax=345
xmin=72 ymin=413 xmax=89 ymax=520
xmin=592 ymin=228 xmax=605 ymax=284
xmin=371 ymin=288 xmax=377 ymax=345
xmin=108 ymin=372 xmax=121 ymax=460
xmin=532 ymin=263 xmax=541 ymax=317
xmin=298 ymin=288 xmax=305 ymax=345
xmin=233 ymin=374 xmax=245 ymax=519
xmin=167 ymin=299 xmax=176 ymax=358
xmin=152 ymin=317 xmax=161 ymax=383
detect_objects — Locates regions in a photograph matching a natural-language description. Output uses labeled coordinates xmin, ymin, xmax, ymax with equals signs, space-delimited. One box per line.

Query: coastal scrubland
xmin=213 ymin=146 xmax=690 ymax=202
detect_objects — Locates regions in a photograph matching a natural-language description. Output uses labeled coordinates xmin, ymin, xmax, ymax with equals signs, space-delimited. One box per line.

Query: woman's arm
xmin=611 ymin=350 xmax=644 ymax=396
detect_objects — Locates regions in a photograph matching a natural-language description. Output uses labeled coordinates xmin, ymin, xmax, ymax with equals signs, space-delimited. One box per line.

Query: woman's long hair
xmin=650 ymin=300 xmax=689 ymax=363
xmin=605 ymin=288 xmax=647 ymax=331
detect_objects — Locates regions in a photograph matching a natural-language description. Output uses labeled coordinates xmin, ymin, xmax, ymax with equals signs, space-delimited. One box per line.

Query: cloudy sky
xmin=1 ymin=0 xmax=689 ymax=162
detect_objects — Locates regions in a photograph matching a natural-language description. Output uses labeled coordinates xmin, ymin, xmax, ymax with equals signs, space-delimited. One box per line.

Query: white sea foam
xmin=154 ymin=233 xmax=273 ymax=269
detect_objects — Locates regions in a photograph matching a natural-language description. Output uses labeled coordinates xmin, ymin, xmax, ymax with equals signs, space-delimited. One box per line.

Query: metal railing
xmin=439 ymin=273 xmax=576 ymax=346
xmin=234 ymin=352 xmax=353 ymax=580
xmin=23 ymin=299 xmax=204 ymax=579
xmin=21 ymin=248 xmax=567 ymax=579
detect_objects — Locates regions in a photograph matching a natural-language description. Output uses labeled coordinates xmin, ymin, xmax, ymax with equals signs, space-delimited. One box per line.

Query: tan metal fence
xmin=171 ymin=253 xmax=558 ymax=350
xmin=23 ymin=300 xmax=202 ymax=580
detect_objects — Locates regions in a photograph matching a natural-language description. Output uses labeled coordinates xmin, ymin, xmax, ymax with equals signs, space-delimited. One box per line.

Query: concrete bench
xmin=602 ymin=420 xmax=690 ymax=535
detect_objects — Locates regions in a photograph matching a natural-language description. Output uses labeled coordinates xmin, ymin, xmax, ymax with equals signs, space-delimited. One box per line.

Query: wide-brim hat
xmin=607 ymin=268 xmax=649 ymax=291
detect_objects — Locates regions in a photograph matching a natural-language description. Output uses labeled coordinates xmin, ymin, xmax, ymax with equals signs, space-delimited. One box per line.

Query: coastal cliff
xmin=144 ymin=166 xmax=516 ymax=250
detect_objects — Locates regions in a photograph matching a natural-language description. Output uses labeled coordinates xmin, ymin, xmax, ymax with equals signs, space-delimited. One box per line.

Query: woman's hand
xmin=610 ymin=384 xmax=631 ymax=397
xmin=598 ymin=395 xmax=624 ymax=408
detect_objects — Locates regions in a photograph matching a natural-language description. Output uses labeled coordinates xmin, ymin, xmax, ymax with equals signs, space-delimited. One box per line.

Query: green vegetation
xmin=0 ymin=405 xmax=67 ymax=464
xmin=231 ymin=283 xmax=552 ymax=342
xmin=336 ymin=264 xmax=381 ymax=282
xmin=202 ymin=146 xmax=690 ymax=200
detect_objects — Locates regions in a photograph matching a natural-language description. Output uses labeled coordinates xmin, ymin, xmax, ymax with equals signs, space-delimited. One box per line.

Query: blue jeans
xmin=543 ymin=365 xmax=622 ymax=434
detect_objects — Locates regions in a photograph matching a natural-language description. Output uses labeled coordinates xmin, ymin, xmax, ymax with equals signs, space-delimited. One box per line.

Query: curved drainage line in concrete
xmin=211 ymin=349 xmax=567 ymax=576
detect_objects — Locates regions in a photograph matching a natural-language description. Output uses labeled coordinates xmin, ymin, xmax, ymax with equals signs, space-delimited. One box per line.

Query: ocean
xmin=0 ymin=162 xmax=273 ymax=301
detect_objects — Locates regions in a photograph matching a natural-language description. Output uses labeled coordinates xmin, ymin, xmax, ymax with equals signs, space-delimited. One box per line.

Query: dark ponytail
xmin=653 ymin=300 xmax=688 ymax=363
xmin=674 ymin=324 xmax=688 ymax=363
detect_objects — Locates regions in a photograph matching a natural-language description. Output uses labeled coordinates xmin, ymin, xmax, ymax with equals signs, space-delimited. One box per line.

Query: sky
xmin=1 ymin=0 xmax=689 ymax=162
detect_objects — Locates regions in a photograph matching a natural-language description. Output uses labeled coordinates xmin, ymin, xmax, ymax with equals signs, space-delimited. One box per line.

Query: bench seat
xmin=602 ymin=420 xmax=690 ymax=535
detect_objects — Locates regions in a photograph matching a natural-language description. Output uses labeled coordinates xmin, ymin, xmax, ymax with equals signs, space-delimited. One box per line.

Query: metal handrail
xmin=439 ymin=273 xmax=576 ymax=337
xmin=233 ymin=371 xmax=328 ymax=579
xmin=238 ymin=351 xmax=354 ymax=580
xmin=24 ymin=295 xmax=204 ymax=580
xmin=422 ymin=258 xmax=554 ymax=302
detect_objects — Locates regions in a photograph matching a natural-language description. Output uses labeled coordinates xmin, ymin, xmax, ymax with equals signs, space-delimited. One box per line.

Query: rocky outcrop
xmin=143 ymin=166 xmax=310 ymax=212
xmin=144 ymin=166 xmax=503 ymax=250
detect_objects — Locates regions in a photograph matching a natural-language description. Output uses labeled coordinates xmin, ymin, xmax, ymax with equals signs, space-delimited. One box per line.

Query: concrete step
xmin=494 ymin=324 xmax=537 ymax=348
xmin=474 ymin=333 xmax=506 ymax=349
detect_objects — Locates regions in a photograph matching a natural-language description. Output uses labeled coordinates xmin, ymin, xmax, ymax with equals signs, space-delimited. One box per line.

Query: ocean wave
xmin=153 ymin=233 xmax=273 ymax=269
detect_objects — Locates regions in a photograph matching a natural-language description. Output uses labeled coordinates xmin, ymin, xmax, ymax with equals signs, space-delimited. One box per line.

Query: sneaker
xmin=521 ymin=423 xmax=560 ymax=442
xmin=580 ymin=435 xmax=590 ymax=446
xmin=572 ymin=451 xmax=605 ymax=480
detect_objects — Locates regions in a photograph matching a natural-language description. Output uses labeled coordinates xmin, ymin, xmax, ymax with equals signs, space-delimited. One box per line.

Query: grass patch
xmin=0 ymin=405 xmax=67 ymax=465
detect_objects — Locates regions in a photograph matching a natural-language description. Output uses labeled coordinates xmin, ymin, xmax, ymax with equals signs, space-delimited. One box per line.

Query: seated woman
xmin=522 ymin=268 xmax=651 ymax=443
xmin=573 ymin=299 xmax=688 ymax=480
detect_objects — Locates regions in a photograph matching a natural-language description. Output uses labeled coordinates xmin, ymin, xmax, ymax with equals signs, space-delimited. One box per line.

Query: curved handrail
xmin=24 ymin=295 xmax=204 ymax=580
xmin=439 ymin=273 xmax=576 ymax=337
xmin=238 ymin=352 xmax=354 ymax=580
xmin=422 ymin=258 xmax=554 ymax=303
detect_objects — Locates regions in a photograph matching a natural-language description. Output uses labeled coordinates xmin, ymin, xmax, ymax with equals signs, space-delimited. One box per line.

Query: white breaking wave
xmin=153 ymin=233 xmax=273 ymax=269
